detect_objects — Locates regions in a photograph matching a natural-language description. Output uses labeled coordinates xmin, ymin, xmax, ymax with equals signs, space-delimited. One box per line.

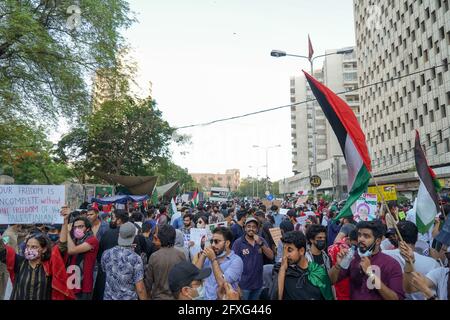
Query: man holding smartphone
xmin=195 ymin=227 xmax=243 ymax=300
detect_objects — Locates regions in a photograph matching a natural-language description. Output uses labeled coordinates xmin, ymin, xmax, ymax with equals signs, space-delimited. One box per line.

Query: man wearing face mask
xmin=169 ymin=261 xmax=212 ymax=300
xmin=305 ymin=225 xmax=331 ymax=272
xmin=329 ymin=220 xmax=405 ymax=300
xmin=195 ymin=227 xmax=243 ymax=300
xmin=46 ymin=225 xmax=62 ymax=244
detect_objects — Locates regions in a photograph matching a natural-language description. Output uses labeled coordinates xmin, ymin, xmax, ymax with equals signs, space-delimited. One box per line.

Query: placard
xmin=0 ymin=185 xmax=65 ymax=224
xmin=279 ymin=208 xmax=289 ymax=215
xmin=208 ymin=221 xmax=228 ymax=233
xmin=354 ymin=193 xmax=377 ymax=222
xmin=367 ymin=184 xmax=397 ymax=202
xmin=269 ymin=227 xmax=282 ymax=247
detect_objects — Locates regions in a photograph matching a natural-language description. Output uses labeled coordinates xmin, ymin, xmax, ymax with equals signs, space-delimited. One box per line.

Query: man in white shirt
xmin=383 ymin=221 xmax=440 ymax=300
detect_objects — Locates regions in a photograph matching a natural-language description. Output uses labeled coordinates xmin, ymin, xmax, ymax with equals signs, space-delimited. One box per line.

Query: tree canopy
xmin=0 ymin=0 xmax=134 ymax=123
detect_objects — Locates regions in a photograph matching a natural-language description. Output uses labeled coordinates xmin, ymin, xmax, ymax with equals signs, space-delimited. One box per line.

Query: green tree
xmin=0 ymin=0 xmax=134 ymax=122
xmin=57 ymin=97 xmax=188 ymax=181
xmin=0 ymin=119 xmax=74 ymax=184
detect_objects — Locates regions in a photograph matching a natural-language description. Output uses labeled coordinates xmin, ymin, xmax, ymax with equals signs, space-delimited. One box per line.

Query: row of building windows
xmin=372 ymin=137 xmax=450 ymax=169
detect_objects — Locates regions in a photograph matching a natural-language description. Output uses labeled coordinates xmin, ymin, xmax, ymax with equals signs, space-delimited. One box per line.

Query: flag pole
xmin=370 ymin=173 xmax=404 ymax=242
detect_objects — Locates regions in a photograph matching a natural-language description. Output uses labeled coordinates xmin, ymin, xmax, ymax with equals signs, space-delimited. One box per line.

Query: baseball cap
xmin=168 ymin=261 xmax=212 ymax=293
xmin=118 ymin=222 xmax=137 ymax=246
xmin=245 ymin=217 xmax=259 ymax=225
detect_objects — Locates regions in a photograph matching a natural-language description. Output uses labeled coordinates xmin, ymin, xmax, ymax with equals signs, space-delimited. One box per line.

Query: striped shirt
xmin=0 ymin=252 xmax=52 ymax=300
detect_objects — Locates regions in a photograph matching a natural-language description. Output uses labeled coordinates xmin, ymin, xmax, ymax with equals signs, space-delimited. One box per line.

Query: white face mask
xmin=191 ymin=284 xmax=205 ymax=300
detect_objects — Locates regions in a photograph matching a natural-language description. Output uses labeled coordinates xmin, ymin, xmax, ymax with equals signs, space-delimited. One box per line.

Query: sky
xmin=54 ymin=0 xmax=357 ymax=182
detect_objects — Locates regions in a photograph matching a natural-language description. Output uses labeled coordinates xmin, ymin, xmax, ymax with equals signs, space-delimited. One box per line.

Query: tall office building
xmin=354 ymin=0 xmax=450 ymax=191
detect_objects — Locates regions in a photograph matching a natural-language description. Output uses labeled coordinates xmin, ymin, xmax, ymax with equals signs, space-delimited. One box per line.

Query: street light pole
xmin=270 ymin=47 xmax=353 ymax=203
xmin=253 ymin=144 xmax=281 ymax=194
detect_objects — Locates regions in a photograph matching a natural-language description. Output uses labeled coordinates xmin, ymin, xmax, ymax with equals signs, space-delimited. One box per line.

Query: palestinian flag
xmin=414 ymin=130 xmax=442 ymax=233
xmin=169 ymin=197 xmax=177 ymax=218
xmin=303 ymin=71 xmax=372 ymax=219
xmin=191 ymin=188 xmax=199 ymax=208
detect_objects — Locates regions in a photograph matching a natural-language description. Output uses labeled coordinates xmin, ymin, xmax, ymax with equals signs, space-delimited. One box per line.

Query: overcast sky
xmin=53 ymin=0 xmax=357 ymax=183
xmin=121 ymin=0 xmax=357 ymax=182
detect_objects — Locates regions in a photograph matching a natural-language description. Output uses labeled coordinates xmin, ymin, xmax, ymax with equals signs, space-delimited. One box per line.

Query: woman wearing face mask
xmin=59 ymin=213 xmax=99 ymax=300
xmin=196 ymin=216 xmax=208 ymax=229
xmin=0 ymin=232 xmax=75 ymax=300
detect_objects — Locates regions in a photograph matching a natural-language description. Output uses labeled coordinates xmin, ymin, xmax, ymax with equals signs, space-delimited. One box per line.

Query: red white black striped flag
xmin=414 ymin=130 xmax=442 ymax=233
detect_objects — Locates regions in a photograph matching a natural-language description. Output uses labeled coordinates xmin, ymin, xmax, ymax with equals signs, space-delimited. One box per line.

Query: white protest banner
xmin=279 ymin=208 xmax=289 ymax=215
xmin=354 ymin=193 xmax=377 ymax=222
xmin=181 ymin=194 xmax=189 ymax=203
xmin=296 ymin=216 xmax=309 ymax=226
xmin=0 ymin=185 xmax=65 ymax=224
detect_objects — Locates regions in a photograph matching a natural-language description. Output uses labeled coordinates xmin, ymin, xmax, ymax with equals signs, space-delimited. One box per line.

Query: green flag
xmin=151 ymin=188 xmax=158 ymax=206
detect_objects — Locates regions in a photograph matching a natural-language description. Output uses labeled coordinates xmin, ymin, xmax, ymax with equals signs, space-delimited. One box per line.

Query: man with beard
xmin=232 ymin=217 xmax=274 ymax=300
xmin=329 ymin=220 xmax=405 ymax=300
xmin=209 ymin=205 xmax=225 ymax=224
xmin=195 ymin=227 xmax=243 ymax=300
xmin=270 ymin=231 xmax=333 ymax=300
xmin=92 ymin=209 xmax=129 ymax=300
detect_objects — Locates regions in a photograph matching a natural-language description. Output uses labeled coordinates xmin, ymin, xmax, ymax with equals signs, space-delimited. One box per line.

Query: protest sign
xmin=296 ymin=216 xmax=309 ymax=226
xmin=181 ymin=194 xmax=189 ymax=203
xmin=269 ymin=227 xmax=282 ymax=247
xmin=279 ymin=208 xmax=289 ymax=215
xmin=208 ymin=221 xmax=228 ymax=233
xmin=368 ymin=184 xmax=397 ymax=202
xmin=0 ymin=185 xmax=65 ymax=224
xmin=296 ymin=196 xmax=308 ymax=206
xmin=354 ymin=193 xmax=377 ymax=222
xmin=189 ymin=227 xmax=213 ymax=257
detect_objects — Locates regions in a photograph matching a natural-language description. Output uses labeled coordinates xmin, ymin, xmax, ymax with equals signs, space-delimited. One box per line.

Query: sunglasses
xmin=209 ymin=239 xmax=225 ymax=245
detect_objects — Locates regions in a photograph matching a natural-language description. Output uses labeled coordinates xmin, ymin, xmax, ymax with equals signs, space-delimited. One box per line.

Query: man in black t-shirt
xmin=270 ymin=231 xmax=330 ymax=300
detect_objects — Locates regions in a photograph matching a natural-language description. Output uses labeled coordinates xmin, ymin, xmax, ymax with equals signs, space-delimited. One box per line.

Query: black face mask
xmin=315 ymin=240 xmax=326 ymax=251
xmin=109 ymin=221 xmax=118 ymax=229
xmin=389 ymin=238 xmax=399 ymax=248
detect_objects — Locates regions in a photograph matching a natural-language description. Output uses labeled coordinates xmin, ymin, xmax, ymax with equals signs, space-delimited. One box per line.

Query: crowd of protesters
xmin=0 ymin=197 xmax=449 ymax=300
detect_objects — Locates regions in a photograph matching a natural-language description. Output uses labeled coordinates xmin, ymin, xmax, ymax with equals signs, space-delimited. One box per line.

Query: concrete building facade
xmin=190 ymin=169 xmax=241 ymax=192
xmin=354 ymin=0 xmax=450 ymax=183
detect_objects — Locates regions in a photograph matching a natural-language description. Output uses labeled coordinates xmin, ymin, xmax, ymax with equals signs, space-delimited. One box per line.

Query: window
xmin=438 ymin=130 xmax=443 ymax=143
xmin=445 ymin=138 xmax=450 ymax=153
xmin=430 ymin=110 xmax=434 ymax=122
xmin=424 ymin=103 xmax=428 ymax=115
xmin=427 ymin=134 xmax=431 ymax=146
xmin=433 ymin=142 xmax=437 ymax=155
xmin=419 ymin=115 xmax=423 ymax=127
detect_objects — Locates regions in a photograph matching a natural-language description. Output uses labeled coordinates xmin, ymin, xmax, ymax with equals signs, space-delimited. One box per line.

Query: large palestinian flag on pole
xmin=191 ymin=188 xmax=199 ymax=208
xmin=303 ymin=71 xmax=372 ymax=219
xmin=414 ymin=130 xmax=442 ymax=233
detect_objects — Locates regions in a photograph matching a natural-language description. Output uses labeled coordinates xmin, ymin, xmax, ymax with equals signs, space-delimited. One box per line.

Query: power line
xmin=174 ymin=62 xmax=450 ymax=130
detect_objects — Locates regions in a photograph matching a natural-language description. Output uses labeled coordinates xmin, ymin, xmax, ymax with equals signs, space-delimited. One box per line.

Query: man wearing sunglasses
xmin=195 ymin=227 xmax=243 ymax=300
